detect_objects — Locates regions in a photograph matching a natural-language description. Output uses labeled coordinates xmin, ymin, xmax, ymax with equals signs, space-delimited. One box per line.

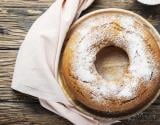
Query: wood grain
xmin=0 ymin=0 xmax=160 ymax=124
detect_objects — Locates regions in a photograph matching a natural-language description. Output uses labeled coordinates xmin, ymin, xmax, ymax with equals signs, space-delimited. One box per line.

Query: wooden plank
xmin=0 ymin=0 xmax=159 ymax=49
xmin=0 ymin=102 xmax=71 ymax=125
xmin=0 ymin=102 xmax=160 ymax=125
xmin=0 ymin=0 xmax=52 ymax=8
xmin=0 ymin=50 xmax=159 ymax=124
xmin=0 ymin=50 xmax=160 ymax=103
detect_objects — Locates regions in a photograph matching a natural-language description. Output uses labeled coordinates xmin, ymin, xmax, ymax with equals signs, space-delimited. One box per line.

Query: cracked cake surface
xmin=60 ymin=9 xmax=160 ymax=116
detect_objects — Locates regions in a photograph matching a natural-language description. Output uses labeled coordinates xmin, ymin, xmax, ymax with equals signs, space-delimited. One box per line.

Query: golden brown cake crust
xmin=60 ymin=9 xmax=160 ymax=117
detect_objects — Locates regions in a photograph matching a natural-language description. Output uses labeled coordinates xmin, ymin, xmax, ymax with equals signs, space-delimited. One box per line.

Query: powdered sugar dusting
xmin=126 ymin=33 xmax=154 ymax=81
xmin=120 ymin=16 xmax=134 ymax=28
xmin=70 ymin=14 xmax=157 ymax=101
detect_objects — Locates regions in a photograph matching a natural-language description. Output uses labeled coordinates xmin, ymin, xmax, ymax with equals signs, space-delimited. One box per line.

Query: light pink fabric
xmin=11 ymin=0 xmax=118 ymax=124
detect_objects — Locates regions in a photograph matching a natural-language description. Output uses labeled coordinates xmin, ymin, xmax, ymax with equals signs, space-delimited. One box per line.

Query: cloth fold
xmin=12 ymin=0 xmax=118 ymax=124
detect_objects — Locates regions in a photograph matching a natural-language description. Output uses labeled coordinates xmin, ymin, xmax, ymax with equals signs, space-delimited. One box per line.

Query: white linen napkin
xmin=11 ymin=0 xmax=118 ymax=124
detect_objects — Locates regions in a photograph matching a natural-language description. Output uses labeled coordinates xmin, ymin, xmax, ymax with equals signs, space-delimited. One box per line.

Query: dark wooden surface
xmin=0 ymin=0 xmax=160 ymax=124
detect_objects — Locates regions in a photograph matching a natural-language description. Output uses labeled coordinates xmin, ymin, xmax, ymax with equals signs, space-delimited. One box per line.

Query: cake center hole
xmin=95 ymin=46 xmax=129 ymax=82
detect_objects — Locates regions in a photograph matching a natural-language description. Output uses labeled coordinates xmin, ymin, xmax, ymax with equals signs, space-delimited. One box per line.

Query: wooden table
xmin=0 ymin=0 xmax=160 ymax=124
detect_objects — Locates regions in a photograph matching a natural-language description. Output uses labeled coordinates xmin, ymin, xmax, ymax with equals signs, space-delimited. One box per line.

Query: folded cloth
xmin=11 ymin=0 xmax=118 ymax=124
